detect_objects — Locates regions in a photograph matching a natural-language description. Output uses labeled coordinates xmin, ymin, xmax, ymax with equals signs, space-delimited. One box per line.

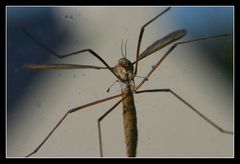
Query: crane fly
xmin=24 ymin=7 xmax=233 ymax=157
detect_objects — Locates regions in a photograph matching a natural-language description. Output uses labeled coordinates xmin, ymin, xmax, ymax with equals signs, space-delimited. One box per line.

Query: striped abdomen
xmin=122 ymin=88 xmax=138 ymax=157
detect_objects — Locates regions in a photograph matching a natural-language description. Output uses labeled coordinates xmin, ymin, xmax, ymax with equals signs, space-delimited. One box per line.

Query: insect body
xmin=122 ymin=84 xmax=137 ymax=157
xmin=24 ymin=7 xmax=233 ymax=157
xmin=114 ymin=58 xmax=137 ymax=157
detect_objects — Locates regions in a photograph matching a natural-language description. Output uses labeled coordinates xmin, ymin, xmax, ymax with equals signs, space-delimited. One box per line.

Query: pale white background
xmin=7 ymin=6 xmax=233 ymax=157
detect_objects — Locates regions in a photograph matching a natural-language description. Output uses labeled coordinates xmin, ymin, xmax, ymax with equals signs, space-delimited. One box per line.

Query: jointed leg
xmin=135 ymin=89 xmax=233 ymax=135
xmin=97 ymin=96 xmax=127 ymax=157
xmin=23 ymin=29 xmax=121 ymax=81
xmin=134 ymin=33 xmax=232 ymax=91
xmin=26 ymin=93 xmax=123 ymax=157
xmin=26 ymin=111 xmax=69 ymax=157
xmin=134 ymin=7 xmax=171 ymax=77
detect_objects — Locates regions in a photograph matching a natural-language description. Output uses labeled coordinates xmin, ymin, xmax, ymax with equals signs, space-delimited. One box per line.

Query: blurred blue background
xmin=7 ymin=7 xmax=233 ymax=112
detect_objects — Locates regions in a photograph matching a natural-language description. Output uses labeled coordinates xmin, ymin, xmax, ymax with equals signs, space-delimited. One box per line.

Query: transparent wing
xmin=137 ymin=29 xmax=187 ymax=61
xmin=24 ymin=64 xmax=111 ymax=70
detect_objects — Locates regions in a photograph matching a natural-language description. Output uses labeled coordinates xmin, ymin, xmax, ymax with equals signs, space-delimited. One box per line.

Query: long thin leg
xmin=97 ymin=96 xmax=127 ymax=157
xmin=135 ymin=89 xmax=233 ymax=135
xmin=23 ymin=29 xmax=121 ymax=81
xmin=134 ymin=33 xmax=232 ymax=91
xmin=26 ymin=93 xmax=123 ymax=157
xmin=134 ymin=7 xmax=171 ymax=77
xmin=24 ymin=64 xmax=113 ymax=70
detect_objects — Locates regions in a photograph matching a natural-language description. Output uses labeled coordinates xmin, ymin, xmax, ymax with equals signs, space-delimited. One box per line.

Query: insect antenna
xmin=124 ymin=39 xmax=128 ymax=58
xmin=121 ymin=39 xmax=125 ymax=58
